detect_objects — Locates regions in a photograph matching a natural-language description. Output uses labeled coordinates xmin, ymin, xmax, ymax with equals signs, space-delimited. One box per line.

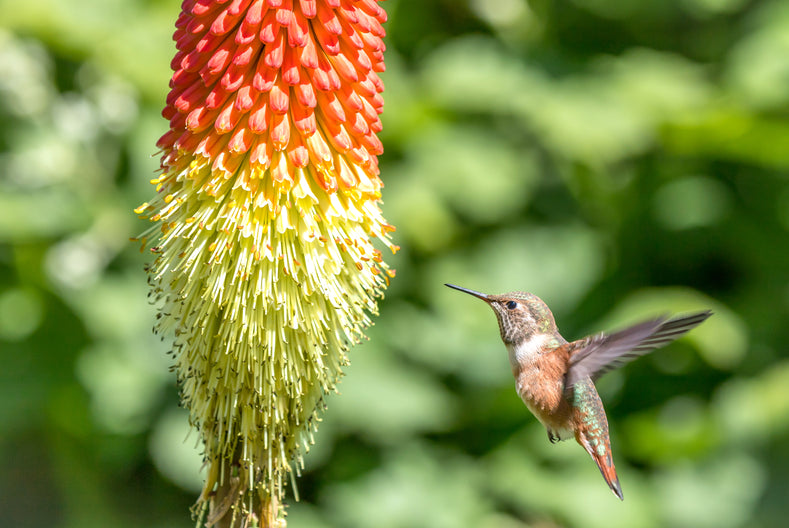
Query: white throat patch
xmin=505 ymin=333 xmax=550 ymax=374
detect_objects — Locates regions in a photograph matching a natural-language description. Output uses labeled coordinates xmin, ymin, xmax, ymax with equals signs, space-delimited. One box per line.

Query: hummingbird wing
xmin=564 ymin=310 xmax=712 ymax=391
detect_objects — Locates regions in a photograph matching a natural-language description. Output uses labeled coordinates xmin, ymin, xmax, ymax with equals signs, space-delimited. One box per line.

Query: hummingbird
xmin=445 ymin=283 xmax=712 ymax=500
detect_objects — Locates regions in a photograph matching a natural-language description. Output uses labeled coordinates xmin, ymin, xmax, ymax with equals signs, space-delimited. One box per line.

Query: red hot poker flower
xmin=136 ymin=1 xmax=396 ymax=526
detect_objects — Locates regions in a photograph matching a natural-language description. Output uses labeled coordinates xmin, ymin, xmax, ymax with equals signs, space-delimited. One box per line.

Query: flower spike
xmin=137 ymin=1 xmax=394 ymax=526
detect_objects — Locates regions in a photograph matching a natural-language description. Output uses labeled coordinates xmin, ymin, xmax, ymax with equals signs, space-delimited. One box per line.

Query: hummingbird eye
xmin=506 ymin=300 xmax=518 ymax=310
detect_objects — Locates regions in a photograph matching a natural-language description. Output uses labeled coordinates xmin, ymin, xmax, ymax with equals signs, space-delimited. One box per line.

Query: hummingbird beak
xmin=444 ymin=283 xmax=491 ymax=302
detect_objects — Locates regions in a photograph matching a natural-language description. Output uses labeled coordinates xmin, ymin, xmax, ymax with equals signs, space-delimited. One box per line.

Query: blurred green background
xmin=1 ymin=0 xmax=788 ymax=526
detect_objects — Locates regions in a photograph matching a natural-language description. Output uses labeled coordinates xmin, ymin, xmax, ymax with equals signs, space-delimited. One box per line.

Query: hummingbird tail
xmin=592 ymin=450 xmax=623 ymax=500
xmin=577 ymin=433 xmax=624 ymax=500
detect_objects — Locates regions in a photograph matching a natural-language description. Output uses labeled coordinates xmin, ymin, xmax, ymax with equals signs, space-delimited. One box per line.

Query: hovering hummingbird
xmin=445 ymin=283 xmax=711 ymax=500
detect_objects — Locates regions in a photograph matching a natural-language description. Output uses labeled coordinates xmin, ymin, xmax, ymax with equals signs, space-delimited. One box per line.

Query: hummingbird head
xmin=445 ymin=284 xmax=557 ymax=345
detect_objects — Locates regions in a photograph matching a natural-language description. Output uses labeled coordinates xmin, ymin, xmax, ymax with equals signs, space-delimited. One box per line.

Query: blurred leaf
xmin=484 ymin=430 xmax=660 ymax=528
xmin=655 ymin=454 xmax=765 ymax=528
xmin=324 ymin=443 xmax=490 ymax=528
xmin=384 ymin=176 xmax=458 ymax=253
xmin=623 ymin=395 xmax=719 ymax=463
xmin=0 ymin=0 xmax=175 ymax=101
xmin=598 ymin=48 xmax=712 ymax=119
xmin=403 ymin=125 xmax=540 ymax=223
xmin=0 ymin=287 xmax=43 ymax=340
xmin=713 ymin=360 xmax=789 ymax=444
xmin=725 ymin=1 xmax=789 ymax=109
xmin=663 ymin=109 xmax=789 ymax=168
xmin=0 ymin=187 xmax=91 ymax=241
xmin=652 ymin=176 xmax=732 ymax=230
xmin=431 ymin=224 xmax=606 ymax=313
xmin=149 ymin=408 xmax=203 ymax=493
xmin=422 ymin=36 xmax=542 ymax=115
xmin=330 ymin=341 xmax=458 ymax=443
xmin=76 ymin=342 xmax=167 ymax=434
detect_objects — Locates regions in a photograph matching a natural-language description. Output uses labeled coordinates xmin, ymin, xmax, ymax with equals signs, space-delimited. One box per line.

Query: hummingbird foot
xmin=547 ymin=430 xmax=560 ymax=444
